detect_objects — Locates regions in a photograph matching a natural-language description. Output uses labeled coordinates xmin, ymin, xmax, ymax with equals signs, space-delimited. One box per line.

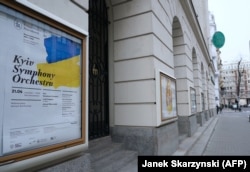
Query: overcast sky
xmin=208 ymin=0 xmax=250 ymax=63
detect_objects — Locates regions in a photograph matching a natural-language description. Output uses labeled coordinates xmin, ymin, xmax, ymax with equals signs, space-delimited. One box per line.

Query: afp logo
xmin=222 ymin=160 xmax=247 ymax=169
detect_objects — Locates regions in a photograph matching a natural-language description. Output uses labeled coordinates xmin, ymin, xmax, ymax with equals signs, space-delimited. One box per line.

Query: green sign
xmin=212 ymin=31 xmax=225 ymax=48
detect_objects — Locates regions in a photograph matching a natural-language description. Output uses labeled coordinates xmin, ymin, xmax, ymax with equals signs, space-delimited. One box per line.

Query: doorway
xmin=88 ymin=0 xmax=109 ymax=140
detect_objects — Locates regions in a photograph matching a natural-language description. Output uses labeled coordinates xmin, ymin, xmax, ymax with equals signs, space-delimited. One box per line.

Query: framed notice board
xmin=190 ymin=87 xmax=197 ymax=114
xmin=160 ymin=72 xmax=177 ymax=121
xmin=0 ymin=1 xmax=86 ymax=163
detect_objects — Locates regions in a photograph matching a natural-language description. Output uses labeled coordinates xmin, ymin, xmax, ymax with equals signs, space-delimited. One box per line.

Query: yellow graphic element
xmin=166 ymin=78 xmax=172 ymax=113
xmin=37 ymin=56 xmax=80 ymax=88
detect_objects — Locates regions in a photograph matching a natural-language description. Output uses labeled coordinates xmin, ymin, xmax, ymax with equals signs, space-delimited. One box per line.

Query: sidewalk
xmin=173 ymin=108 xmax=250 ymax=156
xmin=221 ymin=108 xmax=239 ymax=113
xmin=203 ymin=110 xmax=250 ymax=155
xmin=172 ymin=115 xmax=219 ymax=156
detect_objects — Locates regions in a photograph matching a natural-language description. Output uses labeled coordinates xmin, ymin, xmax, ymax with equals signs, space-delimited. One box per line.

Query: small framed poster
xmin=0 ymin=1 xmax=86 ymax=163
xmin=160 ymin=72 xmax=177 ymax=121
xmin=190 ymin=87 xmax=197 ymax=114
xmin=201 ymin=92 xmax=205 ymax=111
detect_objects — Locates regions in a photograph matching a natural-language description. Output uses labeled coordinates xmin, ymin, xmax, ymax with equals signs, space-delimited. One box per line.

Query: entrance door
xmin=88 ymin=0 xmax=109 ymax=140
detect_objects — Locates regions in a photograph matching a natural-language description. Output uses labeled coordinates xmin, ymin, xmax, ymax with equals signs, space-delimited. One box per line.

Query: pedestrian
xmin=216 ymin=104 xmax=219 ymax=114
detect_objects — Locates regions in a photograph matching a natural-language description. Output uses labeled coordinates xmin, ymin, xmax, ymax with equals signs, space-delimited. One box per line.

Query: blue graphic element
xmin=44 ymin=35 xmax=81 ymax=63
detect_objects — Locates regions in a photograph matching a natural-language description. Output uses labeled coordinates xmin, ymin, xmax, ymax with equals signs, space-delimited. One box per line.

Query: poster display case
xmin=0 ymin=1 xmax=86 ymax=163
xmin=160 ymin=72 xmax=177 ymax=121
xmin=190 ymin=87 xmax=197 ymax=114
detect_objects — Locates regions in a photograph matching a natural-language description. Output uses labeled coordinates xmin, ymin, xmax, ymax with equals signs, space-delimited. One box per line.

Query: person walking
xmin=216 ymin=104 xmax=219 ymax=114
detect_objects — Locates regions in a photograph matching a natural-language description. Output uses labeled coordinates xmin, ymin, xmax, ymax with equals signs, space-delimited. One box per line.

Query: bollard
xmin=249 ymin=115 xmax=250 ymax=122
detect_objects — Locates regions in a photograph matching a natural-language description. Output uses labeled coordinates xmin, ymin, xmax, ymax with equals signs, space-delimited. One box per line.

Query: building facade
xmin=208 ymin=12 xmax=222 ymax=107
xmin=221 ymin=60 xmax=250 ymax=106
xmin=0 ymin=0 xmax=216 ymax=171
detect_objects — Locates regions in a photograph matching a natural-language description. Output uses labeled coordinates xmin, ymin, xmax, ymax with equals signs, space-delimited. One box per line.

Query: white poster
xmin=0 ymin=5 xmax=82 ymax=156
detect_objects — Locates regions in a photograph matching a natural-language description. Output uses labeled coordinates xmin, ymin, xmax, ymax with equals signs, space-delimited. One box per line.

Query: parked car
xmin=233 ymin=104 xmax=237 ymax=109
